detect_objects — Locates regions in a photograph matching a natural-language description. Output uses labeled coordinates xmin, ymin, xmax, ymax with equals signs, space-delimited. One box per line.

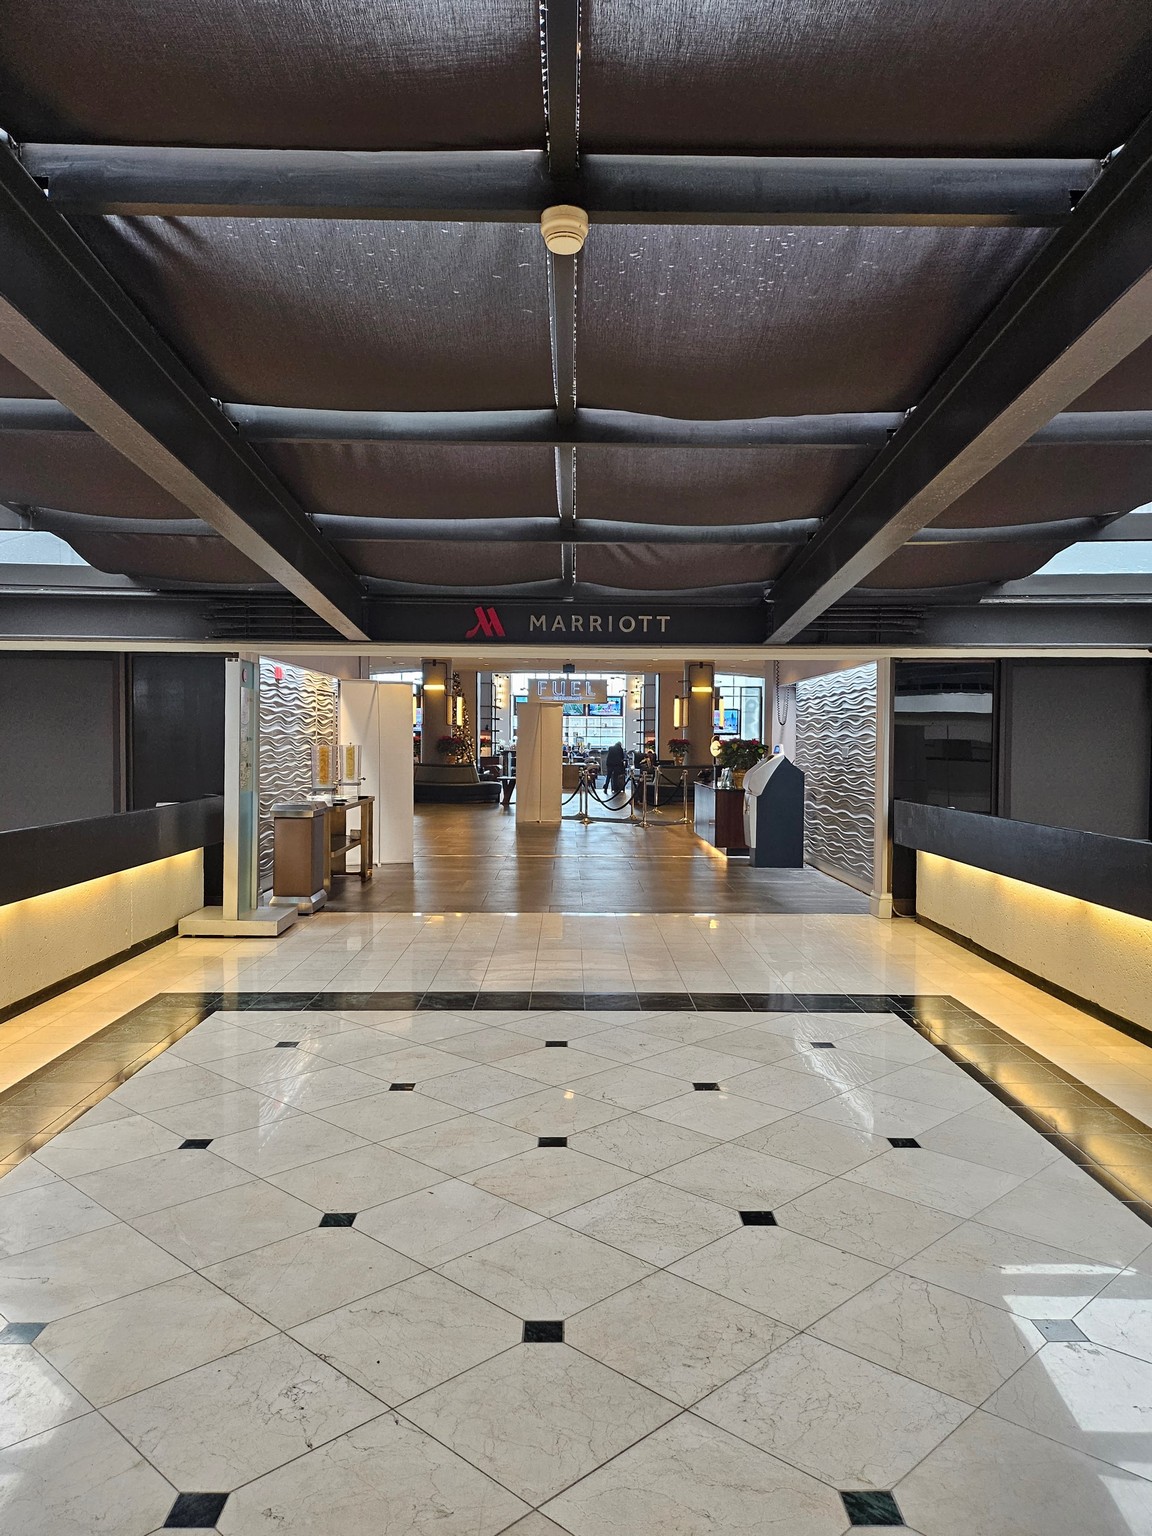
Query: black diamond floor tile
xmin=523 ymin=1320 xmax=565 ymax=1342
xmin=390 ymin=1083 xmax=416 ymax=1092
xmin=809 ymin=1042 xmax=836 ymax=1049
xmin=179 ymin=1138 xmax=213 ymax=1150
xmin=693 ymin=1082 xmax=720 ymax=1091
xmin=319 ymin=1213 xmax=357 ymax=1227
xmin=888 ymin=1137 xmax=921 ymax=1148
xmin=840 ymin=1490 xmax=903 ymax=1526
xmin=1034 ymin=1319 xmax=1089 ymax=1342
xmin=544 ymin=1040 xmax=568 ymax=1048
xmin=164 ymin=1492 xmax=230 ymax=1528
xmin=275 ymin=1042 xmax=299 ymax=1049
xmin=739 ymin=1211 xmax=777 ymax=1225
xmin=0 ymin=1322 xmax=46 ymax=1344
xmin=538 ymin=1136 xmax=568 ymax=1147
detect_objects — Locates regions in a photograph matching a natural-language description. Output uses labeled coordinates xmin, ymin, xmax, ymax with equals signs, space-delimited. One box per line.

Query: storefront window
xmin=893 ymin=661 xmax=996 ymax=813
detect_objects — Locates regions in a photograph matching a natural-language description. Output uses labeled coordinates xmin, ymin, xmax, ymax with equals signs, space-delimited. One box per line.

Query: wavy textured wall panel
xmin=795 ymin=664 xmax=876 ymax=887
xmin=257 ymin=660 xmax=337 ymax=889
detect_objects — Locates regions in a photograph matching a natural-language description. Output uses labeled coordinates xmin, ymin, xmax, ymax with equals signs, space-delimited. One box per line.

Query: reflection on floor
xmin=2 ymin=985 xmax=1152 ymax=1535
xmin=325 ymin=802 xmax=870 ymax=913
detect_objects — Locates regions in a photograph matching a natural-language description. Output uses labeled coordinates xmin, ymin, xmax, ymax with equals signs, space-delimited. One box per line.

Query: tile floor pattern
xmin=2 ymin=990 xmax=1152 ymax=1534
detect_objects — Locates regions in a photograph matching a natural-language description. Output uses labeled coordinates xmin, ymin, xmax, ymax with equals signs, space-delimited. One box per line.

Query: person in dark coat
xmin=604 ymin=741 xmax=627 ymax=794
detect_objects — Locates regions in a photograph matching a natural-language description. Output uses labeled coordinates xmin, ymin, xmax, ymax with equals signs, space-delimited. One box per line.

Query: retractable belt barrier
xmin=563 ymin=764 xmax=692 ymax=827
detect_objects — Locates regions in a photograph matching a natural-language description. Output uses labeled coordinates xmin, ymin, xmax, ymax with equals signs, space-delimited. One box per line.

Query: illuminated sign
xmin=526 ymin=677 xmax=609 ymax=704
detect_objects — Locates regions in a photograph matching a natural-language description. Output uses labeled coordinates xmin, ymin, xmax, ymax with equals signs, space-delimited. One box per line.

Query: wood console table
xmin=693 ymin=784 xmax=748 ymax=852
xmin=326 ymin=797 xmax=374 ymax=886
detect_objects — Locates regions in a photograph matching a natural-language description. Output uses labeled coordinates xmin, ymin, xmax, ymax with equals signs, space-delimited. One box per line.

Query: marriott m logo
xmin=464 ymin=605 xmax=505 ymax=639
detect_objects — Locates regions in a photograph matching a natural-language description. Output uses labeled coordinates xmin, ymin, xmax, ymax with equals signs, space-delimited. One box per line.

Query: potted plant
xmin=668 ymin=738 xmax=691 ymax=765
xmin=716 ymin=738 xmax=764 ymax=789
xmin=436 ymin=734 xmax=469 ymax=763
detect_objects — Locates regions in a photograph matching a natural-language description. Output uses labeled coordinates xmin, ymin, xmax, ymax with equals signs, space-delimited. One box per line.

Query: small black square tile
xmin=739 ymin=1210 xmax=777 ymax=1225
xmin=164 ymin=1492 xmax=230 ymax=1528
xmin=888 ymin=1137 xmax=920 ymax=1148
xmin=275 ymin=1041 xmax=299 ymax=1048
xmin=809 ymin=1042 xmax=836 ymax=1049
xmin=840 ymin=1490 xmax=903 ymax=1526
xmin=538 ymin=1136 xmax=568 ymax=1147
xmin=179 ymin=1138 xmax=213 ymax=1150
xmin=1034 ymin=1319 xmax=1088 ymax=1342
xmin=0 ymin=1321 xmax=45 ymax=1344
xmin=544 ymin=1040 xmax=568 ymax=1048
xmin=523 ymin=1319 xmax=564 ymax=1342
xmin=319 ymin=1212 xmax=357 ymax=1227
xmin=389 ymin=1083 xmax=416 ymax=1092
xmin=693 ymin=1082 xmax=720 ymax=1091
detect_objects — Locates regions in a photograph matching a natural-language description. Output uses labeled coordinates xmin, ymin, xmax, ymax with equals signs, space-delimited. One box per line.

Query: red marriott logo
xmin=464 ymin=606 xmax=505 ymax=639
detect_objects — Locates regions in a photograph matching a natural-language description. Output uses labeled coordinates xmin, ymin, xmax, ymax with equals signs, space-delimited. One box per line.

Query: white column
xmin=515 ymin=703 xmax=563 ymax=823
xmin=340 ymin=681 xmax=414 ymax=865
xmin=871 ymin=658 xmax=895 ymax=920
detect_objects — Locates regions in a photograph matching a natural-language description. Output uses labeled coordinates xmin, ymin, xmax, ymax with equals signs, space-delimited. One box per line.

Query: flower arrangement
xmin=668 ymin=737 xmax=691 ymax=762
xmin=436 ymin=734 xmax=469 ymax=761
xmin=717 ymin=738 xmax=765 ymax=774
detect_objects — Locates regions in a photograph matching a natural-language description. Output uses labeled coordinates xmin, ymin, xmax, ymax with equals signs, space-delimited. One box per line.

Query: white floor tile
xmin=696 ymin=1333 xmax=971 ymax=1486
xmin=543 ymin=1414 xmax=848 ymax=1536
xmin=104 ymin=1333 xmax=382 ymax=1488
xmin=403 ymin=1343 xmax=678 ymax=1504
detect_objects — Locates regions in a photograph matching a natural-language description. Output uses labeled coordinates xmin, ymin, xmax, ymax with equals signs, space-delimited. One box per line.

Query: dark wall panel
xmin=1003 ymin=662 xmax=1152 ymax=839
xmin=130 ymin=654 xmax=226 ymax=809
xmin=0 ymin=653 xmax=120 ymax=831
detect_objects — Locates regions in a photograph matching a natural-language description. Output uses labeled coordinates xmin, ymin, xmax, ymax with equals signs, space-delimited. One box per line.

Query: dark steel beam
xmin=0 ymin=143 xmax=368 ymax=639
xmin=13 ymin=397 xmax=1152 ymax=448
xmin=768 ymin=112 xmax=1152 ymax=644
xmin=918 ymin=599 xmax=1152 ymax=647
xmin=542 ymin=1 xmax=580 ymax=183
xmin=20 ymin=144 xmax=1096 ymax=227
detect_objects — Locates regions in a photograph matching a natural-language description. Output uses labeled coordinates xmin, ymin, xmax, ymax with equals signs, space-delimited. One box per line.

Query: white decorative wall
xmin=795 ymin=663 xmax=877 ymax=888
xmin=257 ymin=660 xmax=338 ymax=890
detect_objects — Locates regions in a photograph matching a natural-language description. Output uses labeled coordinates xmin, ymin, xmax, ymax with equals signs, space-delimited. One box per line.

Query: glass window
xmin=893 ymin=661 xmax=996 ymax=813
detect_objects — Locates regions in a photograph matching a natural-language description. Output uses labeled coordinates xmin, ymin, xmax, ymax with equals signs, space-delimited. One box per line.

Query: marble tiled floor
xmin=5 ymin=910 xmax=1152 ymax=1124
xmin=2 ymin=959 xmax=1152 ymax=1532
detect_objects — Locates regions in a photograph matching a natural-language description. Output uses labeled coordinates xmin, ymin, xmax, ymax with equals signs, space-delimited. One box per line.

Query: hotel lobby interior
xmin=2 ymin=4 xmax=1152 ymax=1534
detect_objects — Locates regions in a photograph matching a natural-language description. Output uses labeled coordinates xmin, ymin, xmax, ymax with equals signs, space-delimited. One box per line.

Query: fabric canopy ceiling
xmin=1 ymin=0 xmax=1151 ymax=612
